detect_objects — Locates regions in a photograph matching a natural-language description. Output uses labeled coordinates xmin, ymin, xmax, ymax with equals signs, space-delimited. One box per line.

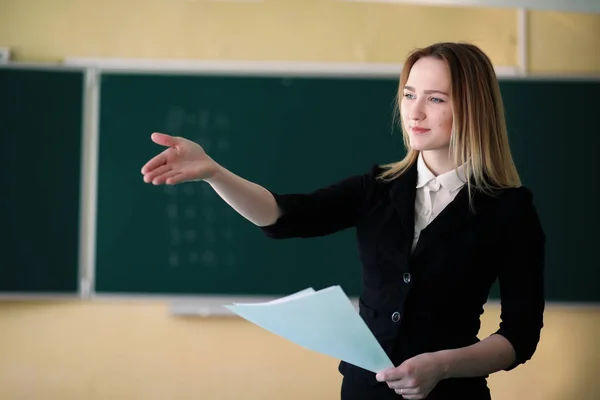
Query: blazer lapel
xmin=387 ymin=162 xmax=418 ymax=245
xmin=411 ymin=184 xmax=484 ymax=259
xmin=385 ymin=161 xmax=493 ymax=260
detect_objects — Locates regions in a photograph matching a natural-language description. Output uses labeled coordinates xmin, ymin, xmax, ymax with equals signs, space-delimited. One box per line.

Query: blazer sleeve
xmin=493 ymin=187 xmax=546 ymax=371
xmin=258 ymin=165 xmax=380 ymax=239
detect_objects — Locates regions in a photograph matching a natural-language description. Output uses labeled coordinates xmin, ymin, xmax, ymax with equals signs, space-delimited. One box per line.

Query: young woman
xmin=141 ymin=42 xmax=545 ymax=399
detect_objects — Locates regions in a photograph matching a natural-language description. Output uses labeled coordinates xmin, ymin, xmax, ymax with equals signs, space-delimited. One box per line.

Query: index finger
xmin=141 ymin=153 xmax=167 ymax=174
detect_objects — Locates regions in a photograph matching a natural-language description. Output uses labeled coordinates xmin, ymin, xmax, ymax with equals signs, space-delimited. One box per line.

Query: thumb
xmin=151 ymin=132 xmax=178 ymax=147
xmin=376 ymin=367 xmax=397 ymax=382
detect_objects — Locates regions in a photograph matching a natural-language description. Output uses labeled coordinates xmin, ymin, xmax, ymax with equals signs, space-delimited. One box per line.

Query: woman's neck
xmin=421 ymin=149 xmax=456 ymax=176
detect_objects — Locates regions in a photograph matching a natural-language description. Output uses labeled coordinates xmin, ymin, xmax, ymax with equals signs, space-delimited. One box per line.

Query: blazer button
xmin=403 ymin=272 xmax=411 ymax=284
xmin=391 ymin=311 xmax=401 ymax=323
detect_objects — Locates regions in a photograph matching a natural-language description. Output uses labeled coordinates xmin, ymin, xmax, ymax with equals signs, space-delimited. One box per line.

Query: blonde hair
xmin=378 ymin=42 xmax=521 ymax=201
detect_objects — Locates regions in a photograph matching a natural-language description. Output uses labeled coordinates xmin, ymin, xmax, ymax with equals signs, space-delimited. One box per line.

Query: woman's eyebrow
xmin=403 ymin=86 xmax=449 ymax=96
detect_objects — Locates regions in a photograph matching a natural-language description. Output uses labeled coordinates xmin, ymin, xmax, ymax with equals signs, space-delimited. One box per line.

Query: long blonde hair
xmin=378 ymin=42 xmax=521 ymax=200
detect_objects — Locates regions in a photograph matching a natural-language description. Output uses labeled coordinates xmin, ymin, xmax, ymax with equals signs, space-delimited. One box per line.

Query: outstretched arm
xmin=141 ymin=132 xmax=280 ymax=227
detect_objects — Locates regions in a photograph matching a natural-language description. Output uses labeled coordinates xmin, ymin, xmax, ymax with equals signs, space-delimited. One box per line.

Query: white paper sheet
xmin=224 ymin=285 xmax=394 ymax=373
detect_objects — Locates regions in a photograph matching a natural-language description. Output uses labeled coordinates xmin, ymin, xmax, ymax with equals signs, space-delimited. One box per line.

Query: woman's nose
xmin=409 ymin=102 xmax=425 ymax=121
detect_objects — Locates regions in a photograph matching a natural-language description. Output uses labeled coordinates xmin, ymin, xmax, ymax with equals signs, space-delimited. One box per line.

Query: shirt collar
xmin=416 ymin=152 xmax=468 ymax=193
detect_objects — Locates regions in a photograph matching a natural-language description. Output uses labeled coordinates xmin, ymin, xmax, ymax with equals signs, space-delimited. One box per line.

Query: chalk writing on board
xmin=163 ymin=107 xmax=232 ymax=154
xmin=184 ymin=207 xmax=196 ymax=218
xmin=164 ymin=107 xmax=186 ymax=135
xmin=162 ymin=107 xmax=236 ymax=272
xmin=166 ymin=203 xmax=178 ymax=221
xmin=223 ymin=228 xmax=234 ymax=243
xmin=169 ymin=252 xmax=179 ymax=268
xmin=202 ymin=250 xmax=217 ymax=267
xmin=165 ymin=185 xmax=178 ymax=196
xmin=170 ymin=228 xmax=181 ymax=246
xmin=226 ymin=254 xmax=236 ymax=267
xmin=189 ymin=252 xmax=200 ymax=264
xmin=204 ymin=229 xmax=216 ymax=243
xmin=183 ymin=185 xmax=195 ymax=196
xmin=184 ymin=230 xmax=197 ymax=243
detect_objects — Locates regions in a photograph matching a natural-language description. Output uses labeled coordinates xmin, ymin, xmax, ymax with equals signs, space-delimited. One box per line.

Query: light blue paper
xmin=224 ymin=285 xmax=394 ymax=373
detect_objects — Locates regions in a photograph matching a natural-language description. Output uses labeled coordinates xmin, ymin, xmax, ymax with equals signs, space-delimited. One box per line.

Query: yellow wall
xmin=1 ymin=1 xmax=599 ymax=73
xmin=1 ymin=0 xmax=518 ymax=65
xmin=1 ymin=1 xmax=600 ymax=399
xmin=529 ymin=10 xmax=600 ymax=74
xmin=1 ymin=301 xmax=600 ymax=399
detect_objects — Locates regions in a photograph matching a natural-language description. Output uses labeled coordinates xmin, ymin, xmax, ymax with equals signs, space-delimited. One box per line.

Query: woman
xmin=141 ymin=42 xmax=545 ymax=399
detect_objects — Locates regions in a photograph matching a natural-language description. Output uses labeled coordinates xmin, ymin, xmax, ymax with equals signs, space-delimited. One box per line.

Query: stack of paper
xmin=224 ymin=285 xmax=394 ymax=373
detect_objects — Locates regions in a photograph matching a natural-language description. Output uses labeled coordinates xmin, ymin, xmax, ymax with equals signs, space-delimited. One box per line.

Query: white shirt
xmin=412 ymin=153 xmax=468 ymax=251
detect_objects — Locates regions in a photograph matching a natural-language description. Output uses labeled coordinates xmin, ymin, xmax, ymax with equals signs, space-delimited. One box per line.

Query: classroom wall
xmin=1 ymin=0 xmax=599 ymax=73
xmin=1 ymin=1 xmax=600 ymax=399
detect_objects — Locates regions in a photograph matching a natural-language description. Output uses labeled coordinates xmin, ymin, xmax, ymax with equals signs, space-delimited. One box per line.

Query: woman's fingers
xmin=142 ymin=133 xmax=212 ymax=184
xmin=141 ymin=151 xmax=169 ymax=175
xmin=151 ymin=169 xmax=181 ymax=185
xmin=164 ymin=168 xmax=205 ymax=185
xmin=143 ymin=163 xmax=172 ymax=183
xmin=393 ymin=387 xmax=422 ymax=399
xmin=165 ymin=172 xmax=187 ymax=185
xmin=151 ymin=132 xmax=178 ymax=147
xmin=141 ymin=133 xmax=180 ymax=175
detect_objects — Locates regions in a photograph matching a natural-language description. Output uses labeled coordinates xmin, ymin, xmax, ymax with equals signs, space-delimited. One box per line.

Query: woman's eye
xmin=403 ymin=93 xmax=415 ymax=99
xmin=430 ymin=97 xmax=444 ymax=103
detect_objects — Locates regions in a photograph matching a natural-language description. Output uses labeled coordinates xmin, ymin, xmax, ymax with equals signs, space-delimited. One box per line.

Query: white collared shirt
xmin=412 ymin=153 xmax=468 ymax=251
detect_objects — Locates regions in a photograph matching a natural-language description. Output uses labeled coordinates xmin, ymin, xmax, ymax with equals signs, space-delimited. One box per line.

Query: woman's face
xmin=401 ymin=56 xmax=454 ymax=153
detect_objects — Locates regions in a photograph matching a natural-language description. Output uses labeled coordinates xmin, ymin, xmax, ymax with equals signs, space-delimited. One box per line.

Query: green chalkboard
xmin=495 ymin=79 xmax=600 ymax=303
xmin=95 ymin=73 xmax=403 ymax=297
xmin=95 ymin=72 xmax=600 ymax=303
xmin=0 ymin=67 xmax=83 ymax=294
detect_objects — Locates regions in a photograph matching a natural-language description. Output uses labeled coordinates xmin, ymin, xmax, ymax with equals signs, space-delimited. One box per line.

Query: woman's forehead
xmin=405 ymin=57 xmax=451 ymax=91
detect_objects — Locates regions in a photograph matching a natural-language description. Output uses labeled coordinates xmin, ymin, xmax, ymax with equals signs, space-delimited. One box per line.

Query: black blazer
xmin=260 ymin=162 xmax=545 ymax=399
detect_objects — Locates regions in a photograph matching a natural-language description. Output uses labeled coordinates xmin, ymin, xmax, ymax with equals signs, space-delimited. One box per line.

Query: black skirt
xmin=340 ymin=375 xmax=492 ymax=400
xmin=341 ymin=376 xmax=401 ymax=399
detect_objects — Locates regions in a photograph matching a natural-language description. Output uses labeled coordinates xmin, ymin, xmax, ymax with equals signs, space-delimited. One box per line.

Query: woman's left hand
xmin=375 ymin=352 xmax=447 ymax=399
